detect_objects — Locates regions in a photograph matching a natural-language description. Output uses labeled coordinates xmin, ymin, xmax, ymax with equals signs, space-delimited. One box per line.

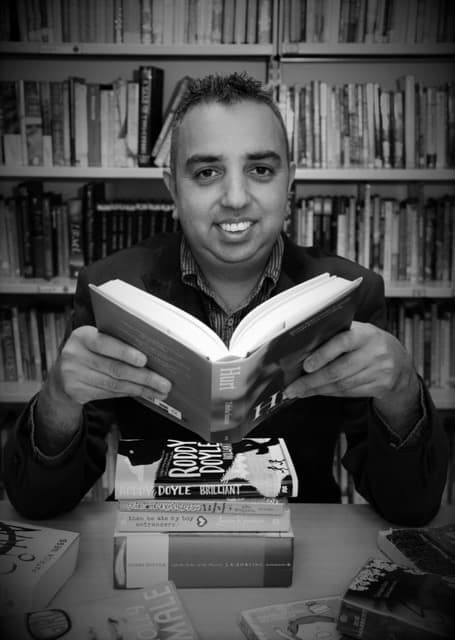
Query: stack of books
xmin=113 ymin=436 xmax=298 ymax=588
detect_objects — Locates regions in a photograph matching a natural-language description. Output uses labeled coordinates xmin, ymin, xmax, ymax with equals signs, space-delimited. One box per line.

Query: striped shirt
xmin=180 ymin=234 xmax=284 ymax=346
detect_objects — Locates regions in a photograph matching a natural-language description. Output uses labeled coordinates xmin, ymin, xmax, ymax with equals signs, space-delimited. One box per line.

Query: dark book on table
xmin=90 ymin=272 xmax=362 ymax=442
xmin=337 ymin=557 xmax=455 ymax=639
xmin=377 ymin=524 xmax=455 ymax=580
xmin=115 ymin=437 xmax=298 ymax=500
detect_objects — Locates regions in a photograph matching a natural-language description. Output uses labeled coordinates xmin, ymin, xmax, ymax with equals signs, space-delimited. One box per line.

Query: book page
xmin=230 ymin=275 xmax=362 ymax=357
xmin=90 ymin=280 xmax=228 ymax=360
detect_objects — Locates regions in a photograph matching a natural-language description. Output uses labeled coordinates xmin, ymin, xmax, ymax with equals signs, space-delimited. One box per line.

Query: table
xmin=1 ymin=500 xmax=454 ymax=639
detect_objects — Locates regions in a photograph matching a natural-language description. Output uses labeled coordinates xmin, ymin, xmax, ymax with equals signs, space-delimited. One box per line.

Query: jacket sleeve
xmin=341 ymin=273 xmax=449 ymax=526
xmin=3 ymin=268 xmax=118 ymax=519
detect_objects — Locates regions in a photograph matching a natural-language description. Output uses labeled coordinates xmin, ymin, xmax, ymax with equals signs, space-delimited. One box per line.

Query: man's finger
xmin=302 ymin=328 xmax=356 ymax=373
xmin=81 ymin=327 xmax=147 ymax=367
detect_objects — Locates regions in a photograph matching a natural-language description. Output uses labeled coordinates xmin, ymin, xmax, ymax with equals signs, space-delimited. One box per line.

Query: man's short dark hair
xmin=169 ymin=72 xmax=290 ymax=173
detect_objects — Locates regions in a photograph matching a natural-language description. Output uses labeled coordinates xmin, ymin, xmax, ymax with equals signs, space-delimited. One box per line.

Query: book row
xmin=386 ymin=299 xmax=455 ymax=390
xmin=282 ymin=0 xmax=455 ymax=46
xmin=278 ymin=77 xmax=455 ymax=169
xmin=3 ymin=73 xmax=455 ymax=170
xmin=0 ymin=182 xmax=176 ymax=280
xmin=0 ymin=66 xmax=164 ymax=168
xmin=0 ymin=0 xmax=273 ymax=45
xmin=291 ymin=191 xmax=455 ymax=285
xmin=0 ymin=305 xmax=71 ymax=383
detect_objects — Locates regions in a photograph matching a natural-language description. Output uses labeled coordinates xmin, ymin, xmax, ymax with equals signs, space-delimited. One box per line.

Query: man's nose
xmin=220 ymin=172 xmax=251 ymax=210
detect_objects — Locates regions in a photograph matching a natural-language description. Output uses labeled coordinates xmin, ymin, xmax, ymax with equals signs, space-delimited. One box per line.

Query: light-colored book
xmin=0 ymin=519 xmax=80 ymax=616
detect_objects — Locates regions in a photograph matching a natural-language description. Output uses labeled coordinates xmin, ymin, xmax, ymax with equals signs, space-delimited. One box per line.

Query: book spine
xmin=137 ymin=66 xmax=164 ymax=167
xmin=67 ymin=197 xmax=85 ymax=278
xmin=117 ymin=498 xmax=286 ymax=515
xmin=116 ymin=508 xmax=291 ymax=532
xmin=115 ymin=481 xmax=271 ymax=500
xmin=113 ymin=531 xmax=293 ymax=588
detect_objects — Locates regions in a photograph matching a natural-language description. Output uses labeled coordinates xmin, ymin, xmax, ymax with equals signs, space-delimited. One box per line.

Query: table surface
xmin=1 ymin=500 xmax=454 ymax=640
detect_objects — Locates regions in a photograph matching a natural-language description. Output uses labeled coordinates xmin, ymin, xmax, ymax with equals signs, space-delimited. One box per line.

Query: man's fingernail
xmin=304 ymin=358 xmax=315 ymax=372
xmin=284 ymin=387 xmax=297 ymax=400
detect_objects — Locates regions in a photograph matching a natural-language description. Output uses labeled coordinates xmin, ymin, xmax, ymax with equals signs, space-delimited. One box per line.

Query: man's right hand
xmin=51 ymin=325 xmax=172 ymax=406
xmin=34 ymin=326 xmax=172 ymax=455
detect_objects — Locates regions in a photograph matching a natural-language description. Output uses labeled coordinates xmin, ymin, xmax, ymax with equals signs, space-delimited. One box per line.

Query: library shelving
xmin=1 ymin=0 xmax=454 ymax=417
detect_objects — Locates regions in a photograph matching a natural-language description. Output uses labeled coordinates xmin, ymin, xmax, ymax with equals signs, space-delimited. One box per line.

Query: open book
xmin=89 ymin=272 xmax=362 ymax=441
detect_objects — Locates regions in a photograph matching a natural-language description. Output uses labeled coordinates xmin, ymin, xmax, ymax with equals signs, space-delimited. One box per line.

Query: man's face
xmin=165 ymin=100 xmax=295 ymax=276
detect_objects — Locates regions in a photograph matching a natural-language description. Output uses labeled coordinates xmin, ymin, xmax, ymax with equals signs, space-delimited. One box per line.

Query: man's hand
xmin=284 ymin=321 xmax=421 ymax=435
xmin=35 ymin=326 xmax=172 ymax=455
xmin=52 ymin=325 xmax=171 ymax=406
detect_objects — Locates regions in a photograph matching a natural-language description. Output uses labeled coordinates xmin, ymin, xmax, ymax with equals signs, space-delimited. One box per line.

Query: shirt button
xmin=226 ymin=318 xmax=234 ymax=326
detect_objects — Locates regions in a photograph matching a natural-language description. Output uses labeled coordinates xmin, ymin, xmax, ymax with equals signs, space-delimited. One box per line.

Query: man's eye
xmin=195 ymin=168 xmax=219 ymax=180
xmin=250 ymin=166 xmax=273 ymax=177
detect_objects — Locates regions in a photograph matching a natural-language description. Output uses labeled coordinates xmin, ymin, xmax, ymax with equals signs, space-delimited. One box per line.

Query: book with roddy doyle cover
xmin=114 ymin=437 xmax=298 ymax=500
xmin=90 ymin=272 xmax=362 ymax=443
xmin=0 ymin=580 xmax=199 ymax=640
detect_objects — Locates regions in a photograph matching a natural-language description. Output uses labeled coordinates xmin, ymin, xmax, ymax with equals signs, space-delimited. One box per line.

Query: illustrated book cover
xmin=114 ymin=437 xmax=298 ymax=500
xmin=377 ymin=524 xmax=455 ymax=581
xmin=239 ymin=596 xmax=346 ymax=640
xmin=89 ymin=272 xmax=362 ymax=442
xmin=337 ymin=557 xmax=455 ymax=639
xmin=113 ymin=528 xmax=294 ymax=589
xmin=0 ymin=580 xmax=199 ymax=640
xmin=0 ymin=519 xmax=80 ymax=616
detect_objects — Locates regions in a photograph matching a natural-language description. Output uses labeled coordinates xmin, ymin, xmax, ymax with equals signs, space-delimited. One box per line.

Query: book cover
xmin=377 ymin=524 xmax=455 ymax=580
xmin=337 ymin=557 xmax=455 ymax=639
xmin=89 ymin=272 xmax=362 ymax=442
xmin=239 ymin=596 xmax=345 ymax=640
xmin=113 ymin=528 xmax=294 ymax=588
xmin=116 ymin=504 xmax=291 ymax=533
xmin=0 ymin=580 xmax=199 ymax=640
xmin=115 ymin=437 xmax=298 ymax=500
xmin=117 ymin=497 xmax=287 ymax=515
xmin=0 ymin=519 xmax=80 ymax=616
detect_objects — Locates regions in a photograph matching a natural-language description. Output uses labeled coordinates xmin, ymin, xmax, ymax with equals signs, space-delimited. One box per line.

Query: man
xmin=4 ymin=73 xmax=448 ymax=524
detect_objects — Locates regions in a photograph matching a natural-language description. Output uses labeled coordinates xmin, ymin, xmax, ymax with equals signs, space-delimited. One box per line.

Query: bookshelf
xmin=0 ymin=2 xmax=454 ymax=417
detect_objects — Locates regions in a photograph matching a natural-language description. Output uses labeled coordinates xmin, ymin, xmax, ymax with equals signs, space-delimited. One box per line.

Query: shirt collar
xmin=180 ymin=234 xmax=284 ymax=299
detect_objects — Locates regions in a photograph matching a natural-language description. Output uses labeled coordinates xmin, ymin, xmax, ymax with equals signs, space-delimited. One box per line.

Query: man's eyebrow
xmin=185 ymin=151 xmax=282 ymax=167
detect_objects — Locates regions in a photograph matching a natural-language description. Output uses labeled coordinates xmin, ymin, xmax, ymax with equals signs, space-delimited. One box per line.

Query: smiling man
xmin=4 ymin=73 xmax=448 ymax=524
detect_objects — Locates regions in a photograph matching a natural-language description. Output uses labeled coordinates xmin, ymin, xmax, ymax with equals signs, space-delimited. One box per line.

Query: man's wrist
xmin=372 ymin=371 xmax=423 ymax=440
xmin=35 ymin=369 xmax=83 ymax=456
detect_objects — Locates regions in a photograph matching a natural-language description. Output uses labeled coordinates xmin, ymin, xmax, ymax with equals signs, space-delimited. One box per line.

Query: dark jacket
xmin=4 ymin=234 xmax=449 ymax=524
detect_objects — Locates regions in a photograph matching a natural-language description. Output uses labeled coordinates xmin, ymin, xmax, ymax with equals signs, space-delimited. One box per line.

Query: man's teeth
xmin=220 ymin=221 xmax=252 ymax=232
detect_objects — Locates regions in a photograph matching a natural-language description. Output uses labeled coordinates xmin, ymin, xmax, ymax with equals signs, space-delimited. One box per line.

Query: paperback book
xmin=113 ymin=529 xmax=294 ymax=589
xmin=0 ymin=580 xmax=199 ymax=640
xmin=116 ymin=505 xmax=291 ymax=532
xmin=0 ymin=519 xmax=80 ymax=616
xmin=89 ymin=272 xmax=362 ymax=442
xmin=114 ymin=437 xmax=298 ymax=500
xmin=117 ymin=497 xmax=287 ymax=515
xmin=239 ymin=596 xmax=345 ymax=640
xmin=377 ymin=524 xmax=455 ymax=581
xmin=337 ymin=557 xmax=455 ymax=639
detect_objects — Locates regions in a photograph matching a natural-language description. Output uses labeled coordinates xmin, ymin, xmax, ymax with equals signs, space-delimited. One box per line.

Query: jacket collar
xmin=139 ymin=232 xmax=312 ymax=320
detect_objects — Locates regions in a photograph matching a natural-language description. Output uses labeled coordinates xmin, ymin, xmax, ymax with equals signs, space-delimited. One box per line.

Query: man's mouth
xmin=218 ymin=221 xmax=253 ymax=233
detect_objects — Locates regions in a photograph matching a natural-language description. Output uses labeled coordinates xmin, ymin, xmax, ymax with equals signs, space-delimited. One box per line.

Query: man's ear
xmin=163 ymin=169 xmax=178 ymax=220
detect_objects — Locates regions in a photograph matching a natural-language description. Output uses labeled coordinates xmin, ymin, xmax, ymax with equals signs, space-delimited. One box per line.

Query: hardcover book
xmin=114 ymin=437 xmax=298 ymax=500
xmin=0 ymin=580 xmax=199 ymax=640
xmin=377 ymin=524 xmax=455 ymax=580
xmin=337 ymin=557 xmax=455 ymax=639
xmin=0 ymin=519 xmax=80 ymax=616
xmin=113 ymin=529 xmax=294 ymax=588
xmin=239 ymin=596 xmax=345 ymax=640
xmin=116 ymin=504 xmax=291 ymax=533
xmin=90 ymin=271 xmax=362 ymax=442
